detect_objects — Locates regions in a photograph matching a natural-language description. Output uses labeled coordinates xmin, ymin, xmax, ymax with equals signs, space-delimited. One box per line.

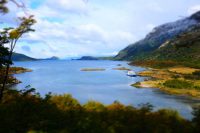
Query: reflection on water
xmin=12 ymin=60 xmax=200 ymax=119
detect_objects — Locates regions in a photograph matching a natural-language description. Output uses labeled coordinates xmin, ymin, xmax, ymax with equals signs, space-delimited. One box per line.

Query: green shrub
xmin=163 ymin=79 xmax=193 ymax=89
xmin=193 ymin=71 xmax=200 ymax=77
xmin=184 ymin=71 xmax=200 ymax=80
xmin=194 ymin=86 xmax=200 ymax=90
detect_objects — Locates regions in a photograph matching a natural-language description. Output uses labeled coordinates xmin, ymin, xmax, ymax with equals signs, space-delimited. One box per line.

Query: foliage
xmin=0 ymin=0 xmax=8 ymax=13
xmin=0 ymin=89 xmax=198 ymax=133
xmin=192 ymin=106 xmax=200 ymax=133
xmin=0 ymin=36 xmax=10 ymax=69
xmin=0 ymin=15 xmax=36 ymax=100
xmin=130 ymin=60 xmax=178 ymax=69
xmin=163 ymin=79 xmax=193 ymax=89
xmin=184 ymin=71 xmax=200 ymax=80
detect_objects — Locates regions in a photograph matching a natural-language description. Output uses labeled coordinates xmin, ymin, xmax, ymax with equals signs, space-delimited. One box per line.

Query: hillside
xmin=128 ymin=21 xmax=200 ymax=98
xmin=12 ymin=54 xmax=60 ymax=61
xmin=12 ymin=53 xmax=37 ymax=61
xmin=139 ymin=24 xmax=200 ymax=68
xmin=115 ymin=11 xmax=200 ymax=61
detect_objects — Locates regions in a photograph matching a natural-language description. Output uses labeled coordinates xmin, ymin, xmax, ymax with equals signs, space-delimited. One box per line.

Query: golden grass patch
xmin=138 ymin=69 xmax=172 ymax=80
xmin=168 ymin=67 xmax=199 ymax=74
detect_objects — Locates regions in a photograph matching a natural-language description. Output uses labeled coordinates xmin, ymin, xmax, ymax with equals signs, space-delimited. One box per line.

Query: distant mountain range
xmin=39 ymin=56 xmax=60 ymax=60
xmin=76 ymin=56 xmax=99 ymax=60
xmin=12 ymin=53 xmax=59 ymax=61
xmin=115 ymin=11 xmax=200 ymax=63
xmin=12 ymin=53 xmax=37 ymax=61
xmin=75 ymin=56 xmax=114 ymax=60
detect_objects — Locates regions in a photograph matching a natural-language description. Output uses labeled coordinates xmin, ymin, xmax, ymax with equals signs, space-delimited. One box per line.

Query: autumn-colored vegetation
xmin=133 ymin=67 xmax=200 ymax=97
xmin=130 ymin=60 xmax=179 ymax=69
xmin=0 ymin=67 xmax=32 ymax=85
xmin=0 ymin=88 xmax=200 ymax=133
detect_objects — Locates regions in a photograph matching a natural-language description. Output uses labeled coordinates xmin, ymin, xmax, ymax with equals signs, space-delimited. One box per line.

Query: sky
xmin=1 ymin=0 xmax=200 ymax=58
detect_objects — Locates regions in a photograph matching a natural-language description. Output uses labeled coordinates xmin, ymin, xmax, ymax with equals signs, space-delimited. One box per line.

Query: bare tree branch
xmin=10 ymin=0 xmax=25 ymax=8
xmin=10 ymin=0 xmax=30 ymax=16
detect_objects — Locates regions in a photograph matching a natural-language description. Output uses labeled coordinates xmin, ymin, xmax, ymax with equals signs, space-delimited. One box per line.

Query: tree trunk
xmin=0 ymin=52 xmax=12 ymax=101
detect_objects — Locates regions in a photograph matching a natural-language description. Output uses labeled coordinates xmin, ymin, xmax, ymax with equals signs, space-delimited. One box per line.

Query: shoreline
xmin=131 ymin=65 xmax=200 ymax=98
xmin=0 ymin=67 xmax=32 ymax=86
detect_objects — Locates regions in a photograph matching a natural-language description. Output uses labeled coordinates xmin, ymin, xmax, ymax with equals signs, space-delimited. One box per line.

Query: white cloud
xmin=30 ymin=0 xmax=89 ymax=19
xmin=49 ymin=0 xmax=88 ymax=14
xmin=188 ymin=5 xmax=200 ymax=15
xmin=3 ymin=0 xmax=200 ymax=58
xmin=147 ymin=2 xmax=163 ymax=12
xmin=146 ymin=24 xmax=156 ymax=31
xmin=18 ymin=16 xmax=135 ymax=58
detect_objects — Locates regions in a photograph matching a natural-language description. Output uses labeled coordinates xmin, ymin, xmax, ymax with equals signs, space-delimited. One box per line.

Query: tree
xmin=0 ymin=0 xmax=8 ymax=13
xmin=0 ymin=0 xmax=36 ymax=101
xmin=0 ymin=16 xmax=36 ymax=101
xmin=0 ymin=36 xmax=10 ymax=68
xmin=0 ymin=0 xmax=26 ymax=14
xmin=192 ymin=107 xmax=200 ymax=133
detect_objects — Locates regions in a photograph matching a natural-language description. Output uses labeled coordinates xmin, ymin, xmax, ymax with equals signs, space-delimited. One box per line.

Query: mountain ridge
xmin=115 ymin=11 xmax=200 ymax=61
xmin=12 ymin=53 xmax=37 ymax=61
xmin=12 ymin=53 xmax=59 ymax=61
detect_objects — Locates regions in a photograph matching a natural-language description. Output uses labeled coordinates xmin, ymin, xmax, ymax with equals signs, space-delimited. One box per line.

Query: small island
xmin=76 ymin=56 xmax=99 ymax=60
xmin=81 ymin=68 xmax=106 ymax=71
xmin=40 ymin=56 xmax=60 ymax=60
xmin=113 ymin=67 xmax=131 ymax=71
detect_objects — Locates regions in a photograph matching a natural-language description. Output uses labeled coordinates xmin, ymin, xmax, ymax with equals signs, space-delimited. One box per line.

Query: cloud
xmin=19 ymin=18 xmax=135 ymax=58
xmin=47 ymin=0 xmax=88 ymax=14
xmin=28 ymin=0 xmax=89 ymax=20
xmin=146 ymin=2 xmax=163 ymax=12
xmin=146 ymin=24 xmax=156 ymax=31
xmin=3 ymin=0 xmax=200 ymax=58
xmin=21 ymin=45 xmax=31 ymax=52
xmin=188 ymin=5 xmax=200 ymax=15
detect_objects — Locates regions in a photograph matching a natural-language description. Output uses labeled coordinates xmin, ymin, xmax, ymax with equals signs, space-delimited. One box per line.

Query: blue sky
xmin=1 ymin=0 xmax=200 ymax=58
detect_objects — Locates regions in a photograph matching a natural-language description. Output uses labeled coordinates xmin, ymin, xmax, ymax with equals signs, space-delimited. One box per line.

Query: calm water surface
xmin=12 ymin=60 xmax=200 ymax=119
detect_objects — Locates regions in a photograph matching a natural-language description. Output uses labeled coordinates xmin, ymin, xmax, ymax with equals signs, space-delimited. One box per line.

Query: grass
xmin=132 ymin=80 xmax=162 ymax=88
xmin=138 ymin=69 xmax=172 ymax=80
xmin=0 ymin=67 xmax=32 ymax=75
xmin=163 ymin=79 xmax=193 ymax=89
xmin=132 ymin=66 xmax=200 ymax=98
xmin=168 ymin=67 xmax=198 ymax=74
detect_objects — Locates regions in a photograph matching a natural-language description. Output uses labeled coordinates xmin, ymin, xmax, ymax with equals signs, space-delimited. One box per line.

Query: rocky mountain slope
xmin=115 ymin=11 xmax=200 ymax=61
xmin=140 ymin=24 xmax=200 ymax=68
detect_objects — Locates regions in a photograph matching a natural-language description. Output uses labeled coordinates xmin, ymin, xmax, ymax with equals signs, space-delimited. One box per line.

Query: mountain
xmin=115 ymin=11 xmax=200 ymax=61
xmin=134 ymin=24 xmax=200 ymax=68
xmin=41 ymin=56 xmax=59 ymax=60
xmin=76 ymin=56 xmax=99 ymax=60
xmin=12 ymin=53 xmax=37 ymax=61
xmin=75 ymin=56 xmax=114 ymax=60
xmin=12 ymin=53 xmax=59 ymax=61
